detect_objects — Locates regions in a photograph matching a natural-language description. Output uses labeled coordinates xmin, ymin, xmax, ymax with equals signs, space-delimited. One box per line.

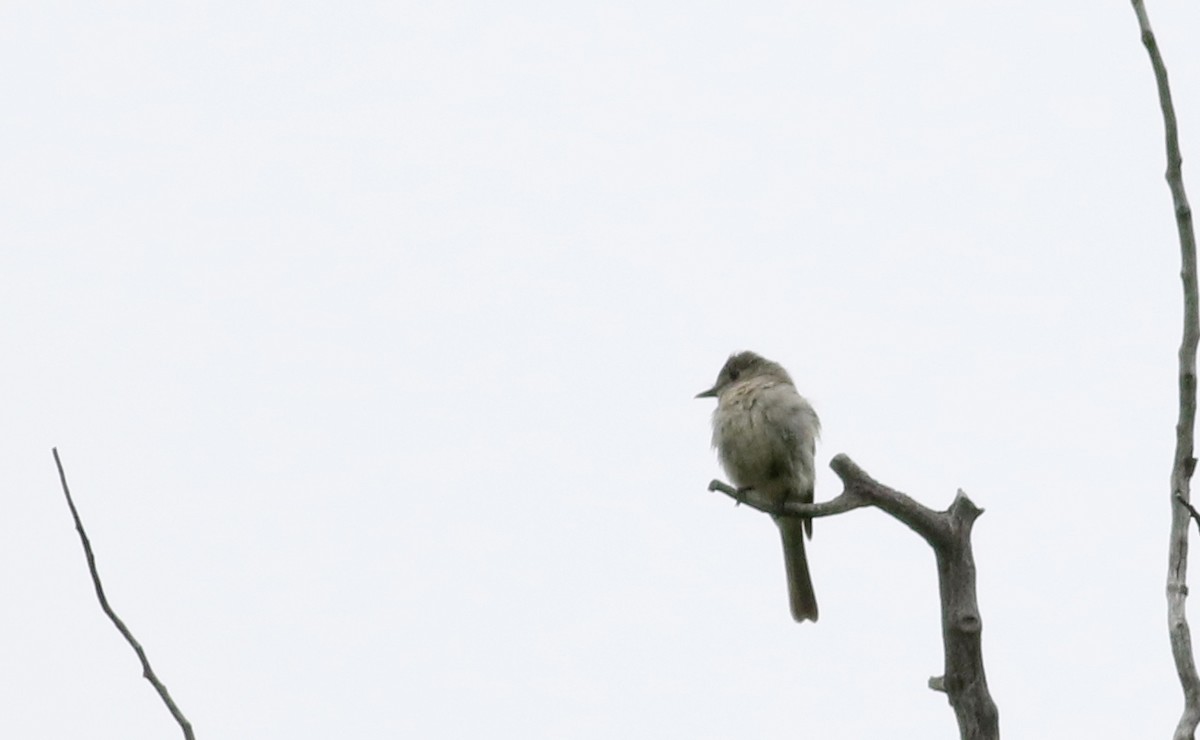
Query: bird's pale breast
xmin=711 ymin=377 xmax=818 ymax=503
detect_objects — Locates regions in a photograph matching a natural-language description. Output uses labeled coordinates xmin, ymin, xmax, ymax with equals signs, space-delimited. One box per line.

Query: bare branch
xmin=829 ymin=454 xmax=956 ymax=548
xmin=52 ymin=448 xmax=195 ymax=740
xmin=707 ymin=478 xmax=871 ymax=518
xmin=706 ymin=454 xmax=999 ymax=739
xmin=1129 ymin=3 xmax=1200 ymax=737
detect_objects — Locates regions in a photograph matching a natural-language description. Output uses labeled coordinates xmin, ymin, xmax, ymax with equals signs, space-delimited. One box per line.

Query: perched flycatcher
xmin=697 ymin=351 xmax=820 ymax=622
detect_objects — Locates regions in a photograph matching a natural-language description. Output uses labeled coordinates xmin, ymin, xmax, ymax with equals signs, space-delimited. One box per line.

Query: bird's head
xmin=695 ymin=351 xmax=793 ymax=399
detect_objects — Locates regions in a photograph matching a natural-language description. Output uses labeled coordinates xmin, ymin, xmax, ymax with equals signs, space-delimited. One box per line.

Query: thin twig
xmin=1177 ymin=493 xmax=1200 ymax=535
xmin=1129 ymin=3 xmax=1200 ymax=738
xmin=52 ymin=448 xmax=195 ymax=740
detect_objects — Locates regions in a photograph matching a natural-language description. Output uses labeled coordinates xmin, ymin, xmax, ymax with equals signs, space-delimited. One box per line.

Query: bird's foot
xmin=734 ymin=486 xmax=753 ymax=507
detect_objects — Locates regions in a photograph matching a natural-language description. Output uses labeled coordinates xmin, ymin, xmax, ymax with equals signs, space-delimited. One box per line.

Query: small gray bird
xmin=697 ymin=351 xmax=821 ymax=622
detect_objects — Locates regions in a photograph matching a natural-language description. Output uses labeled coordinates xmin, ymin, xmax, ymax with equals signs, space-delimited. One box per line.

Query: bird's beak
xmin=695 ymin=387 xmax=719 ymax=399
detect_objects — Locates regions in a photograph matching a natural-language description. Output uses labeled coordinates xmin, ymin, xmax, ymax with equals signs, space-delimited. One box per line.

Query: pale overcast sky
xmin=3 ymin=1 xmax=1200 ymax=737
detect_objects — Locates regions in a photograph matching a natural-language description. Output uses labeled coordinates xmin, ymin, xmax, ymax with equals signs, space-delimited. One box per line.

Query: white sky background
xmin=2 ymin=1 xmax=1199 ymax=737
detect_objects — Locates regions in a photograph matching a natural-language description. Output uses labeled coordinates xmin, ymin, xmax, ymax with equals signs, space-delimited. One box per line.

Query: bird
xmin=697 ymin=351 xmax=821 ymax=622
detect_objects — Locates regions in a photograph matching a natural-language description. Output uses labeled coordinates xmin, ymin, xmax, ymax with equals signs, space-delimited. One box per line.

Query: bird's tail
xmin=776 ymin=516 xmax=818 ymax=623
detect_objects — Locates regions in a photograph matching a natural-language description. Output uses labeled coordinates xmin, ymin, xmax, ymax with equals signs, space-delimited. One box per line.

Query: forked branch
xmin=708 ymin=453 xmax=999 ymax=740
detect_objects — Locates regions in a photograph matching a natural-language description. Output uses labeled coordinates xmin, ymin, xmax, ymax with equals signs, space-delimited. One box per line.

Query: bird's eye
xmin=728 ymin=368 xmax=740 ymax=381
